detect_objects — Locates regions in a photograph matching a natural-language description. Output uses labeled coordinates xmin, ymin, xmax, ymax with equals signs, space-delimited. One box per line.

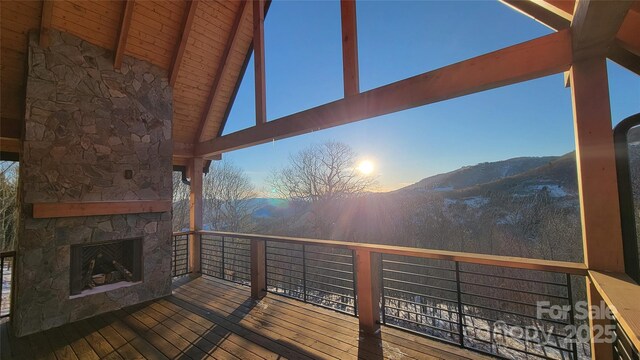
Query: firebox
xmin=70 ymin=238 xmax=143 ymax=295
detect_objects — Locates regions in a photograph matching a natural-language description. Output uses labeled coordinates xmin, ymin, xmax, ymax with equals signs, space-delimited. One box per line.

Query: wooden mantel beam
xmin=254 ymin=0 xmax=267 ymax=126
xmin=170 ymin=0 xmax=200 ymax=86
xmin=195 ymin=0 xmax=249 ymax=143
xmin=114 ymin=0 xmax=136 ymax=69
xmin=571 ymin=0 xmax=632 ymax=60
xmin=196 ymin=30 xmax=572 ymax=157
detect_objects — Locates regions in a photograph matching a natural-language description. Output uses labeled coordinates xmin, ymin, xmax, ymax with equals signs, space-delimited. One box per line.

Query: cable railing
xmin=266 ymin=240 xmax=357 ymax=315
xmin=189 ymin=231 xmax=591 ymax=360
xmin=1 ymin=251 xmax=15 ymax=318
xmin=201 ymin=233 xmax=251 ymax=285
xmin=380 ymin=254 xmax=588 ymax=359
xmin=171 ymin=232 xmax=190 ymax=277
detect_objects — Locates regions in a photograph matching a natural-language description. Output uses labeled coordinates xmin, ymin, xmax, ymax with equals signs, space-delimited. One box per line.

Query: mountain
xmin=395 ymin=156 xmax=560 ymax=194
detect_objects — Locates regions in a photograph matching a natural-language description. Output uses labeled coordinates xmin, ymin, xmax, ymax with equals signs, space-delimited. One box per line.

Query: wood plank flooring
xmin=0 ymin=276 xmax=490 ymax=359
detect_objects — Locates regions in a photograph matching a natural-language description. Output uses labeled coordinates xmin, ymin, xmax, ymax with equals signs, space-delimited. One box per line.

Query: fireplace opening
xmin=70 ymin=238 xmax=142 ymax=296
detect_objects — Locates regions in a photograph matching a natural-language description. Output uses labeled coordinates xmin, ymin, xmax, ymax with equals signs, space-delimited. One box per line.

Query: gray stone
xmin=26 ymin=79 xmax=56 ymax=100
xmin=17 ymin=29 xmax=173 ymax=337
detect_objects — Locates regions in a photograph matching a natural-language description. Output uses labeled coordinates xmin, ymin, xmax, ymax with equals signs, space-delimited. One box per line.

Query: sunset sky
xmin=220 ymin=0 xmax=640 ymax=193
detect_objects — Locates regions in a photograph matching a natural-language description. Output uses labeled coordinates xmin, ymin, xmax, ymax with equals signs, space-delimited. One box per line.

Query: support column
xmin=570 ymin=56 xmax=624 ymax=360
xmin=355 ymin=249 xmax=381 ymax=335
xmin=189 ymin=157 xmax=203 ymax=274
xmin=250 ymin=239 xmax=267 ymax=300
xmin=571 ymin=57 xmax=624 ymax=272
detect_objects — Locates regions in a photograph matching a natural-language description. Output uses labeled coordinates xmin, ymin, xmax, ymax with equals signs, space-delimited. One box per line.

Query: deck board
xmin=1 ymin=276 xmax=490 ymax=359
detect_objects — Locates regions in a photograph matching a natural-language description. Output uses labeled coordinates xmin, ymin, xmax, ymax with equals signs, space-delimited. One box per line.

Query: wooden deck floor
xmin=1 ymin=276 xmax=490 ymax=359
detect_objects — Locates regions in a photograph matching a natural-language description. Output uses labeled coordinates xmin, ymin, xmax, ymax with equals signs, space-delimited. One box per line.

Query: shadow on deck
xmin=0 ymin=276 xmax=489 ymax=359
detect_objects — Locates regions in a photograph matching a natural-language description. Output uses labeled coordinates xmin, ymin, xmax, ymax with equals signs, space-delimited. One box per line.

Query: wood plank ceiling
xmin=0 ymin=0 xmax=254 ymax=161
xmin=1 ymin=0 xmax=639 ymax=162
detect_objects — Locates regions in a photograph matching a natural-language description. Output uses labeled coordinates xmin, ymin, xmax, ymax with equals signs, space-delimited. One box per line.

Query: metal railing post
xmin=566 ymin=273 xmax=579 ymax=360
xmin=302 ymin=244 xmax=307 ymax=303
xmin=455 ymin=261 xmax=465 ymax=348
xmin=352 ymin=249 xmax=358 ymax=316
xmin=221 ymin=236 xmax=225 ymax=280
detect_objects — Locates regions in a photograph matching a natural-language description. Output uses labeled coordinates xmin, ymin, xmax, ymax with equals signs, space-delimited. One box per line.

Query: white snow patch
xmin=444 ymin=198 xmax=457 ymax=206
xmin=433 ymin=186 xmax=453 ymax=192
xmin=463 ymin=196 xmax=489 ymax=208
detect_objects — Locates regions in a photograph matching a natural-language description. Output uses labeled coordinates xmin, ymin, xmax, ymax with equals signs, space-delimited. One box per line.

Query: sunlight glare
xmin=358 ymin=160 xmax=375 ymax=175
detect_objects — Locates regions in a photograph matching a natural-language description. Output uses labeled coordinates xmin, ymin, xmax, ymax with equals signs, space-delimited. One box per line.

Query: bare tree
xmin=172 ymin=171 xmax=190 ymax=232
xmin=0 ymin=161 xmax=19 ymax=251
xmin=269 ymin=141 xmax=376 ymax=238
xmin=203 ymin=160 xmax=256 ymax=232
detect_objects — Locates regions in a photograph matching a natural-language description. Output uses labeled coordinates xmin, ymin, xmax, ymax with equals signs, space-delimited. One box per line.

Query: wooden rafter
xmin=502 ymin=0 xmax=640 ymax=75
xmin=196 ymin=30 xmax=572 ymax=157
xmin=39 ymin=0 xmax=53 ymax=48
xmin=571 ymin=0 xmax=632 ymax=60
xmin=170 ymin=0 xmax=200 ymax=86
xmin=254 ymin=0 xmax=267 ymax=126
xmin=500 ymin=0 xmax=570 ymax=30
xmin=195 ymin=0 xmax=249 ymax=143
xmin=340 ymin=0 xmax=360 ymax=97
xmin=114 ymin=0 xmax=136 ymax=69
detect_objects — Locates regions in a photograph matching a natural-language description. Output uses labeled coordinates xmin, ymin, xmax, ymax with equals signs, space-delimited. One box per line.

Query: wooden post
xmin=253 ymin=0 xmax=266 ymax=126
xmin=570 ymin=56 xmax=624 ymax=360
xmin=340 ymin=0 xmax=359 ymax=97
xmin=250 ymin=239 xmax=266 ymax=300
xmin=586 ymin=278 xmax=613 ymax=360
xmin=189 ymin=157 xmax=204 ymax=275
xmin=570 ymin=57 xmax=624 ymax=272
xmin=355 ymin=249 xmax=381 ymax=335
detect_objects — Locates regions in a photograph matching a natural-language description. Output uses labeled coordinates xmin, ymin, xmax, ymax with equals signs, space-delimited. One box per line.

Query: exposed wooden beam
xmin=500 ymin=0 xmax=571 ymax=30
xmin=571 ymin=56 xmax=624 ymax=272
xmin=571 ymin=0 xmax=633 ymax=60
xmin=196 ymin=30 xmax=572 ymax=157
xmin=195 ymin=0 xmax=249 ymax=143
xmin=170 ymin=0 xmax=200 ymax=86
xmin=114 ymin=0 xmax=135 ymax=69
xmin=189 ymin=157 xmax=204 ymax=274
xmin=340 ymin=0 xmax=359 ymax=97
xmin=33 ymin=200 xmax=171 ymax=218
xmin=617 ymin=7 xmax=640 ymax=57
xmin=0 ymin=137 xmax=21 ymax=154
xmin=609 ymin=42 xmax=640 ymax=76
xmin=39 ymin=0 xmax=53 ymax=48
xmin=253 ymin=0 xmax=266 ymax=126
xmin=0 ymin=118 xmax=21 ymax=139
xmin=173 ymin=142 xmax=195 ymax=159
xmin=501 ymin=0 xmax=640 ymax=78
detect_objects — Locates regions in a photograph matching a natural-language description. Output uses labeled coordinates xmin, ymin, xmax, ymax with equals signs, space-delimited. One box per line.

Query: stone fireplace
xmin=69 ymin=238 xmax=143 ymax=296
xmin=13 ymin=30 xmax=173 ymax=337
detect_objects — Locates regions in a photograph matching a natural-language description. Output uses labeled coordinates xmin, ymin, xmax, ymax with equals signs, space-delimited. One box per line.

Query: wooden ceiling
xmin=1 ymin=0 xmax=639 ymax=163
xmin=1 ymin=0 xmax=254 ymax=157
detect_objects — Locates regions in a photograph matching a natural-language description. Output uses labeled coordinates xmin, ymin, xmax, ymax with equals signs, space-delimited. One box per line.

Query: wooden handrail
xmin=195 ymin=230 xmax=588 ymax=275
xmin=589 ymin=270 xmax=640 ymax=351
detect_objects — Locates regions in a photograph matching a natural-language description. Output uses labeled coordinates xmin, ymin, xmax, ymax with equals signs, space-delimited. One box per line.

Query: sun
xmin=357 ymin=160 xmax=375 ymax=175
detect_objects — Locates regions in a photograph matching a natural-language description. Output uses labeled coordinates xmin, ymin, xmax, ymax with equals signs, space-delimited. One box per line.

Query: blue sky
xmin=221 ymin=0 xmax=640 ymax=193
